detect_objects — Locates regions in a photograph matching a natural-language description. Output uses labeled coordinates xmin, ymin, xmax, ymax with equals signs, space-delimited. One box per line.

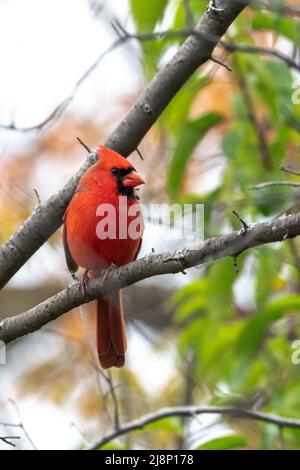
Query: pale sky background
xmin=0 ymin=0 xmax=137 ymax=129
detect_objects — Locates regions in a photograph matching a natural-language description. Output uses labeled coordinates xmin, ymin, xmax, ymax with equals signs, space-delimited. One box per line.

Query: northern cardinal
xmin=63 ymin=145 xmax=144 ymax=369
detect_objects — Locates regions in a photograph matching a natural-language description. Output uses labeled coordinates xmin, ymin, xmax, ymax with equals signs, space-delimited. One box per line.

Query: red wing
xmin=62 ymin=222 xmax=78 ymax=274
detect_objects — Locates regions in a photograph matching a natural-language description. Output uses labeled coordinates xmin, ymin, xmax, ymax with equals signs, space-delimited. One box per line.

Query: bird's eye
xmin=111 ymin=168 xmax=119 ymax=176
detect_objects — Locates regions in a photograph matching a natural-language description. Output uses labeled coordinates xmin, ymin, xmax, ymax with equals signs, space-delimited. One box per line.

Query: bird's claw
xmin=102 ymin=263 xmax=118 ymax=282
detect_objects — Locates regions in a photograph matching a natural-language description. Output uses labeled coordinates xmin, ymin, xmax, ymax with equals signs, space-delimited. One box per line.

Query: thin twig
xmin=223 ymin=42 xmax=300 ymax=73
xmin=210 ymin=56 xmax=232 ymax=71
xmin=0 ymin=436 xmax=20 ymax=448
xmin=281 ymin=166 xmax=300 ymax=177
xmin=183 ymin=0 xmax=194 ymax=27
xmin=135 ymin=148 xmax=144 ymax=161
xmin=95 ymin=367 xmax=121 ymax=430
xmin=253 ymin=0 xmax=300 ymax=17
xmin=33 ymin=189 xmax=41 ymax=205
xmin=8 ymin=399 xmax=37 ymax=450
xmin=76 ymin=137 xmax=92 ymax=154
xmin=88 ymin=404 xmax=300 ymax=450
xmin=250 ymin=181 xmax=300 ymax=190
xmin=232 ymin=210 xmax=249 ymax=231
xmin=107 ymin=371 xmax=120 ymax=431
xmin=0 ymin=39 xmax=124 ymax=133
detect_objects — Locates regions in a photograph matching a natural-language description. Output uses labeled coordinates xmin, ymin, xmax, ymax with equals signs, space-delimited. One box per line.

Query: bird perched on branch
xmin=63 ymin=145 xmax=144 ymax=369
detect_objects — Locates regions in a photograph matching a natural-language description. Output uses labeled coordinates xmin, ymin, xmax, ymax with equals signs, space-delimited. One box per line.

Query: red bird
xmin=63 ymin=145 xmax=144 ymax=369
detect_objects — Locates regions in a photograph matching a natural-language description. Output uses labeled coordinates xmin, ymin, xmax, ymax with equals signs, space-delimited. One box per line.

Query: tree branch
xmin=1 ymin=211 xmax=300 ymax=344
xmin=281 ymin=166 xmax=300 ymax=177
xmin=250 ymin=181 xmax=300 ymax=190
xmin=223 ymin=42 xmax=300 ymax=73
xmin=0 ymin=436 xmax=20 ymax=448
xmin=88 ymin=404 xmax=300 ymax=449
xmin=254 ymin=1 xmax=300 ymax=17
xmin=0 ymin=0 xmax=251 ymax=289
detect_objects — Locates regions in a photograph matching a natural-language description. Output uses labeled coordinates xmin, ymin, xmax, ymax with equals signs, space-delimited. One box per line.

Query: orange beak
xmin=123 ymin=172 xmax=145 ymax=188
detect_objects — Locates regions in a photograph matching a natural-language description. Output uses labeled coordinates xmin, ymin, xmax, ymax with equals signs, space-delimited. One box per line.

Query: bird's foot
xmin=101 ymin=263 xmax=118 ymax=282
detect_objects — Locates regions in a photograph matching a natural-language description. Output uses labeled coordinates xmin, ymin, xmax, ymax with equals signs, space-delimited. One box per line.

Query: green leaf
xmin=252 ymin=59 xmax=293 ymax=122
xmin=100 ymin=442 xmax=128 ymax=450
xmin=196 ymin=434 xmax=247 ymax=450
xmin=131 ymin=0 xmax=168 ymax=32
xmin=168 ymin=113 xmax=223 ymax=196
xmin=252 ymin=12 xmax=298 ymax=41
xmin=174 ymin=296 xmax=206 ymax=323
xmin=253 ymin=186 xmax=295 ymax=217
xmin=206 ymin=257 xmax=238 ymax=319
xmin=160 ymin=76 xmax=211 ymax=132
xmin=255 ymin=248 xmax=280 ymax=309
xmin=236 ymin=295 xmax=300 ymax=364
xmin=196 ymin=321 xmax=244 ymax=381
xmin=173 ymin=0 xmax=206 ymax=30
xmin=178 ymin=317 xmax=208 ymax=352
xmin=223 ymin=125 xmax=244 ymax=160
xmin=170 ymin=278 xmax=208 ymax=306
xmin=146 ymin=417 xmax=182 ymax=432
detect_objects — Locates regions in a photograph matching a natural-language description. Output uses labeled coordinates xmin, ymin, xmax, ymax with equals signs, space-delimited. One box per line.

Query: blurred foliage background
xmin=1 ymin=0 xmax=300 ymax=450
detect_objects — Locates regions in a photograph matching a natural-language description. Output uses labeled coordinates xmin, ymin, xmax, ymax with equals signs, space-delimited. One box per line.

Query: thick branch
xmin=89 ymin=404 xmax=300 ymax=449
xmin=0 ymin=0 xmax=251 ymax=289
xmin=1 ymin=211 xmax=300 ymax=344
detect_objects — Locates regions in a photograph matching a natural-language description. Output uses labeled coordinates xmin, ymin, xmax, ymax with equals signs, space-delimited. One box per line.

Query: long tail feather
xmin=96 ymin=290 xmax=127 ymax=369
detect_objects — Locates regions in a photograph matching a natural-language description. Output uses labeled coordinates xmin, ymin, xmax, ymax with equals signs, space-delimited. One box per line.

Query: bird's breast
xmin=65 ymin=190 xmax=143 ymax=271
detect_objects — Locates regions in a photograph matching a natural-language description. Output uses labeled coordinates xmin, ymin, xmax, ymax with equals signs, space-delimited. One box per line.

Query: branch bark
xmin=1 ymin=211 xmax=300 ymax=344
xmin=88 ymin=404 xmax=300 ymax=449
xmin=0 ymin=0 xmax=251 ymax=289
